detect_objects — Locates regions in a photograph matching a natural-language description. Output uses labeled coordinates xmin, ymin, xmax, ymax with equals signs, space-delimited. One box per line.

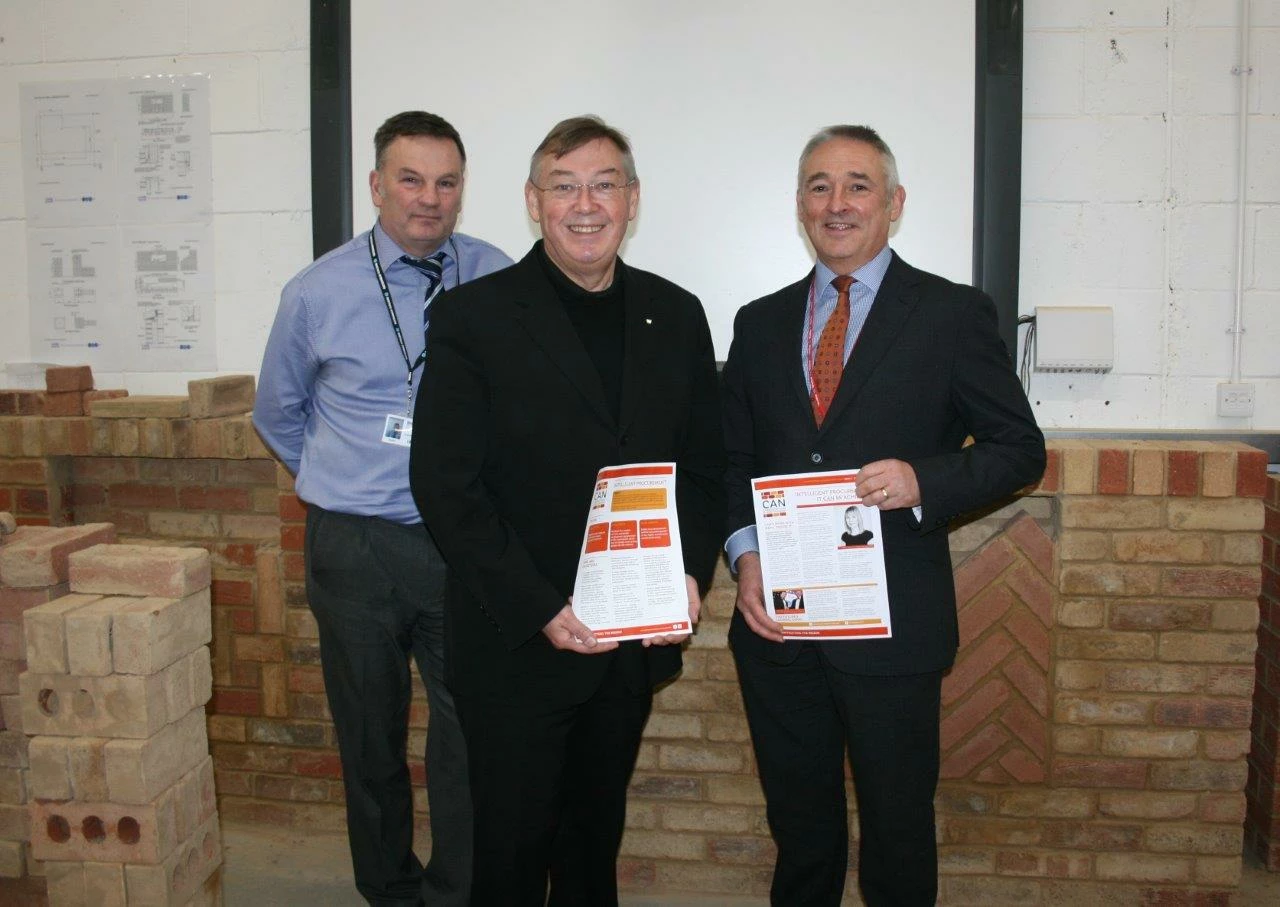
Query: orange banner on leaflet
xmin=584 ymin=523 xmax=608 ymax=554
xmin=595 ymin=620 xmax=691 ymax=640
xmin=611 ymin=488 xmax=668 ymax=512
xmin=639 ymin=519 xmax=671 ymax=548
xmin=608 ymin=520 xmax=639 ymax=549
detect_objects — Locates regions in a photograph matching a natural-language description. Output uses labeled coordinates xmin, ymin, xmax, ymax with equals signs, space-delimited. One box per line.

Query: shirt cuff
xmin=724 ymin=525 xmax=759 ymax=575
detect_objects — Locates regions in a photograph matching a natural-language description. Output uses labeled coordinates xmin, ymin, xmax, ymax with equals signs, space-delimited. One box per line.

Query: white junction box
xmin=1217 ymin=382 xmax=1255 ymax=418
xmin=1034 ymin=306 xmax=1114 ymax=373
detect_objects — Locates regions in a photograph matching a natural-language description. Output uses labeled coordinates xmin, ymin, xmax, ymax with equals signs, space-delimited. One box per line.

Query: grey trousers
xmin=305 ymin=506 xmax=470 ymax=907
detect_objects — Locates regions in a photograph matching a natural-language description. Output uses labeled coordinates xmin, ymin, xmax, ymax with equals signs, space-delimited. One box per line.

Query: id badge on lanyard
xmin=369 ymin=230 xmax=429 ymax=448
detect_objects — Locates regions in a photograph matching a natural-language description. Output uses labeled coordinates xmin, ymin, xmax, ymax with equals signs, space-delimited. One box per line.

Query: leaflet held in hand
xmin=572 ymin=463 xmax=692 ymax=642
xmin=751 ymin=469 xmax=893 ymax=639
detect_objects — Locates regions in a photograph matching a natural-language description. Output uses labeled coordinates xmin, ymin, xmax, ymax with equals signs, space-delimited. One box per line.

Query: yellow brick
xmin=1058 ymin=599 xmax=1105 ymax=628
xmin=1060 ymin=564 xmax=1160 ymax=596
xmin=1053 ymin=727 xmax=1099 ymax=754
xmin=1054 ymin=659 xmax=1105 ymax=689
xmin=1166 ymin=499 xmax=1263 ymax=531
xmin=1159 ymin=632 xmax=1256 ymax=664
xmin=1060 ymin=498 xmax=1163 ymax=529
xmin=1061 ymin=443 xmax=1097 ymax=495
xmin=1095 ymin=852 xmax=1192 ymax=883
xmin=1058 ymin=530 xmax=1110 ymax=561
xmin=1098 ymin=791 xmax=1197 ymax=819
xmin=1220 ymin=533 xmax=1263 ymax=564
xmin=997 ymin=790 xmax=1094 ymax=818
xmin=1100 ymin=729 xmax=1198 ymax=758
xmin=1195 ymin=855 xmax=1242 ymax=886
xmin=1211 ymin=600 xmax=1259 ymax=631
xmin=1111 ymin=531 xmax=1215 ymax=564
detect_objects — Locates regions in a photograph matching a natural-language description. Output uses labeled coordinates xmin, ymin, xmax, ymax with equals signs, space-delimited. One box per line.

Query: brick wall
xmin=1 ymin=414 xmax=1274 ymax=902
xmin=1247 ymin=475 xmax=1280 ymax=869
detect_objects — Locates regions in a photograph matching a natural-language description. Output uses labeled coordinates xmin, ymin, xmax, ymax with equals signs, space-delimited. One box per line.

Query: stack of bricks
xmin=0 ymin=515 xmax=116 ymax=881
xmin=40 ymin=366 xmax=129 ymax=419
xmin=20 ymin=543 xmax=221 ymax=905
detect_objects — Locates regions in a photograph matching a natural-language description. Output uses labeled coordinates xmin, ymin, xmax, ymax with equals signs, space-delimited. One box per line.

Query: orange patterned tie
xmin=812 ymin=275 xmax=853 ymax=424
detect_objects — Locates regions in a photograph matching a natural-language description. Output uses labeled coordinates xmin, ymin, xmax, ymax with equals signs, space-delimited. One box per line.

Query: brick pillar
xmin=1247 ymin=474 xmax=1280 ymax=869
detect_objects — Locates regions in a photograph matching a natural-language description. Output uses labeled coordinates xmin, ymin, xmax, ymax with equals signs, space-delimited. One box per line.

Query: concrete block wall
xmin=1022 ymin=0 xmax=1280 ymax=428
xmin=0 ymin=0 xmax=312 ymax=394
xmin=1247 ymin=474 xmax=1280 ymax=867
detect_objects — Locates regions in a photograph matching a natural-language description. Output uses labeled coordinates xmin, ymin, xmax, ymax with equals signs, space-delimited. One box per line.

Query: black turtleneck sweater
xmin=536 ymin=242 xmax=626 ymax=424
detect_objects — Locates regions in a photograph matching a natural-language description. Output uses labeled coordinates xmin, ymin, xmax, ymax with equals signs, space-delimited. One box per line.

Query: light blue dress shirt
xmin=253 ymin=223 xmax=513 ymax=524
xmin=725 ymin=245 xmax=905 ymax=570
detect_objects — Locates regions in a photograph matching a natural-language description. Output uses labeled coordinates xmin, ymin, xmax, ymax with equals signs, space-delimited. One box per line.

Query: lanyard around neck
xmin=368 ymin=230 xmax=425 ymax=383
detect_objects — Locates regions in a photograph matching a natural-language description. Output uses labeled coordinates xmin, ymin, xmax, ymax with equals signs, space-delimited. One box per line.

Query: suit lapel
xmin=819 ymin=253 xmax=919 ymax=432
xmin=510 ymin=251 xmax=615 ymax=429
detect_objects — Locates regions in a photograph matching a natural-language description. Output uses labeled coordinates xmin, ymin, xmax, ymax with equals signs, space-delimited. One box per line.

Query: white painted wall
xmin=0 ymin=0 xmax=312 ymax=394
xmin=1022 ymin=0 xmax=1280 ymax=429
xmin=1 ymin=1 xmax=1276 ymax=429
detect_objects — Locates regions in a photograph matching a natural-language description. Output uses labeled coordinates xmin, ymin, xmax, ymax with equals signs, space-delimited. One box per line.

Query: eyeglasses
xmin=530 ymin=179 xmax=636 ymax=201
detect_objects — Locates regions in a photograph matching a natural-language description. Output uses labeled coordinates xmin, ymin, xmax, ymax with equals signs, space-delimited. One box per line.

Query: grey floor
xmin=221 ymin=819 xmax=1280 ymax=906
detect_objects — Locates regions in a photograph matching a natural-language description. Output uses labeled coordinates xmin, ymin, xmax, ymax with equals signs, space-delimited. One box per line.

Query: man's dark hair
xmin=528 ymin=115 xmax=637 ymax=183
xmin=374 ymin=111 xmax=466 ymax=169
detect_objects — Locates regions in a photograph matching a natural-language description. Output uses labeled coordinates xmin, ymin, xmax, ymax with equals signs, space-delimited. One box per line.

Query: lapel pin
xmin=644 ymin=317 xmax=653 ymax=325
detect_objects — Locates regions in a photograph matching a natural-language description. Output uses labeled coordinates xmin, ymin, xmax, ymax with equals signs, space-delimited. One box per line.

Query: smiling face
xmin=369 ymin=135 xmax=464 ymax=258
xmin=798 ymin=137 xmax=905 ymax=275
xmin=844 ymin=507 xmax=864 ymax=532
xmin=525 ymin=138 xmax=638 ymax=291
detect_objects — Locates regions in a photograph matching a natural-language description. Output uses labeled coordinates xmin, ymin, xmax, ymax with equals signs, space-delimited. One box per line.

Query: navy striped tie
xmin=400 ymin=253 xmax=445 ymax=345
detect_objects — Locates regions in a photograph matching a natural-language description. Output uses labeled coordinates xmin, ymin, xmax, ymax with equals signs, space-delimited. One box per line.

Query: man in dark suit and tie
xmin=410 ymin=116 xmax=724 ymax=907
xmin=722 ymin=125 xmax=1045 ymax=906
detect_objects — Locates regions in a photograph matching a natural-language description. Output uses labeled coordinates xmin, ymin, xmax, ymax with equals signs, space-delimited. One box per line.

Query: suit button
xmin=810 ymin=452 xmax=823 ymax=464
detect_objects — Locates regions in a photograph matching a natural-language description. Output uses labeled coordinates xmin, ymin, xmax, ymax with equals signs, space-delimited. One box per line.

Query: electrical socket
xmin=1217 ymin=382 xmax=1255 ymax=418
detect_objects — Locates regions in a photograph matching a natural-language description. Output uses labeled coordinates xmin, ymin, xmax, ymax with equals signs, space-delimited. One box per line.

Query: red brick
xmin=1162 ymin=567 xmax=1260 ymax=598
xmin=940 ymin=723 xmax=1007 ymax=779
xmin=289 ymin=667 xmax=326 ymax=694
xmin=42 ymin=391 xmax=83 ymax=417
xmin=69 ymin=544 xmax=211 ymax=597
xmin=278 ymin=494 xmax=307 ymax=522
xmin=1000 ymin=698 xmax=1047 ymax=758
xmin=280 ymin=524 xmax=305 ymax=551
xmin=236 ymin=636 xmax=283 ymax=663
xmin=1037 ymin=448 xmax=1061 ymax=494
xmin=1007 ymin=609 xmax=1050 ymax=669
xmin=216 ymin=542 xmax=257 ymax=568
xmin=66 ymin=483 xmax=106 ymax=507
xmin=293 ymin=751 xmax=343 ymax=779
xmin=941 ymin=679 xmax=1011 ymax=751
xmin=943 ymin=633 xmax=1015 ymax=705
xmin=0 ymin=459 xmax=48 ymax=485
xmin=213 ymin=578 xmax=253 ymax=607
xmin=45 ymin=365 xmax=93 ymax=393
xmin=178 ymin=486 xmax=252 ymax=511
xmin=228 ymin=608 xmax=256 ymax=633
xmin=1168 ymin=450 xmax=1201 ymax=496
xmin=955 ymin=538 xmax=1016 ymax=605
xmin=1003 ymin=655 xmax=1049 ymax=717
xmin=0 ymin=523 xmax=117 ymax=588
xmin=83 ymin=389 xmax=127 ymax=406
xmin=959 ymin=584 xmax=1015 ymax=647
xmin=0 ymin=582 xmax=68 ymax=621
xmin=214 ymin=690 xmax=262 ymax=716
xmin=109 ymin=482 xmax=178 ymax=508
xmin=15 ymin=488 xmax=48 ymax=513
xmin=1098 ymin=449 xmax=1131 ymax=495
xmin=282 ymin=552 xmax=305 ymax=581
xmin=1238 ymin=450 xmax=1270 ymax=498
xmin=13 ymin=391 xmax=44 ymax=415
xmin=1006 ymin=514 xmax=1054 ymax=578
xmin=1054 ymin=758 xmax=1148 ymax=788
xmin=0 ymin=488 xmax=10 ymax=511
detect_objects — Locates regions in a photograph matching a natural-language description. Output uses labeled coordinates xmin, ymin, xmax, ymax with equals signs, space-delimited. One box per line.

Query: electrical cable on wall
xmin=1017 ymin=313 xmax=1036 ymax=396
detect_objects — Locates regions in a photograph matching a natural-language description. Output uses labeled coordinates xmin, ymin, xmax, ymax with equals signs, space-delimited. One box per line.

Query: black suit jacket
xmin=723 ymin=252 xmax=1045 ymax=676
xmin=411 ymin=247 xmax=725 ymax=700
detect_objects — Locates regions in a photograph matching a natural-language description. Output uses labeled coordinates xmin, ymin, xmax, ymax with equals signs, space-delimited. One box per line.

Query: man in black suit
xmin=410 ymin=116 xmax=724 ymax=907
xmin=722 ymin=125 xmax=1045 ymax=906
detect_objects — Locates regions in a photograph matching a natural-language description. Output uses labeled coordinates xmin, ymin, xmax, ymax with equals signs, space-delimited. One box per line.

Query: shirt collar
xmin=372 ymin=221 xmax=454 ymax=268
xmin=814 ymin=244 xmax=893 ymax=296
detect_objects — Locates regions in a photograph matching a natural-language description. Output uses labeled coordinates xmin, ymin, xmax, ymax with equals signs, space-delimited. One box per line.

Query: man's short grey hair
xmin=529 ymin=115 xmax=637 ymax=183
xmin=797 ymin=125 xmax=899 ymax=198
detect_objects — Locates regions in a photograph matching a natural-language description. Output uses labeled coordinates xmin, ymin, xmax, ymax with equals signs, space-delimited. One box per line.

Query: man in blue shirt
xmin=253 ymin=110 xmax=511 ymax=906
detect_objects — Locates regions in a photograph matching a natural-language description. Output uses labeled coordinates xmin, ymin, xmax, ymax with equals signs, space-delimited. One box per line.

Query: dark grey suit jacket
xmin=723 ymin=252 xmax=1045 ymax=675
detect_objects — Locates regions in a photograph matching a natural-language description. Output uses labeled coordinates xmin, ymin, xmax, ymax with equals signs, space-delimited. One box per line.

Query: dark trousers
xmin=305 ymin=507 xmax=470 ymax=907
xmin=734 ymin=642 xmax=942 ymax=907
xmin=456 ymin=653 xmax=653 ymax=907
